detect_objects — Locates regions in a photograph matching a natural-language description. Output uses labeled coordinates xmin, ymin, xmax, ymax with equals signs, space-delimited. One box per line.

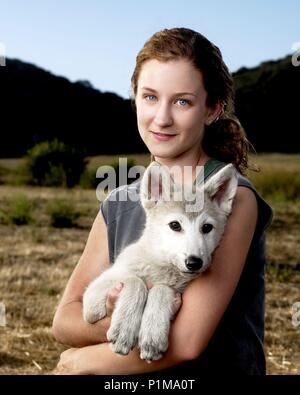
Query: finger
xmin=54 ymin=361 xmax=67 ymax=375
xmin=54 ymin=365 xmax=72 ymax=375
xmin=172 ymin=293 xmax=182 ymax=317
xmin=106 ymin=282 xmax=123 ymax=317
xmin=146 ymin=280 xmax=153 ymax=289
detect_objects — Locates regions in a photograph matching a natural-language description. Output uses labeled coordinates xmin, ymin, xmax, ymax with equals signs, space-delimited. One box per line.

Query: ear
xmin=140 ymin=161 xmax=174 ymax=209
xmin=204 ymin=164 xmax=238 ymax=215
xmin=205 ymin=100 xmax=224 ymax=126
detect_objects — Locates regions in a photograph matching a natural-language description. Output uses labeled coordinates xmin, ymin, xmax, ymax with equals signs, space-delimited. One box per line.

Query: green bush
xmin=8 ymin=194 xmax=33 ymax=225
xmin=48 ymin=200 xmax=80 ymax=228
xmin=79 ymin=167 xmax=99 ymax=189
xmin=24 ymin=140 xmax=87 ymax=188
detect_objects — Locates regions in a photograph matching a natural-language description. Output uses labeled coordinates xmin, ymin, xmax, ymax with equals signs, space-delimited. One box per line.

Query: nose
xmin=185 ymin=255 xmax=203 ymax=271
xmin=154 ymin=102 xmax=173 ymax=128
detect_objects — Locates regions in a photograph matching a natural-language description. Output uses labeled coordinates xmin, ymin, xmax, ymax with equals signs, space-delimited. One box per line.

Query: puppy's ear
xmin=140 ymin=161 xmax=173 ymax=209
xmin=205 ymin=164 xmax=238 ymax=215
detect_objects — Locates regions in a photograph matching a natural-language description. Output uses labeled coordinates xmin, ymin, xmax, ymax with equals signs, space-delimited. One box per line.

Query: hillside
xmin=0 ymin=59 xmax=145 ymax=157
xmin=0 ymin=54 xmax=299 ymax=157
xmin=233 ymin=55 xmax=300 ymax=152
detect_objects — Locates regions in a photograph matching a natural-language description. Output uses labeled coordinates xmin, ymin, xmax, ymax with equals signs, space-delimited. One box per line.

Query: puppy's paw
xmin=139 ymin=344 xmax=163 ymax=362
xmin=107 ymin=321 xmax=138 ymax=356
xmin=138 ymin=333 xmax=168 ymax=362
xmin=83 ymin=304 xmax=106 ymax=324
xmin=109 ymin=338 xmax=134 ymax=356
xmin=82 ymin=292 xmax=107 ymax=324
xmin=83 ymin=309 xmax=106 ymax=324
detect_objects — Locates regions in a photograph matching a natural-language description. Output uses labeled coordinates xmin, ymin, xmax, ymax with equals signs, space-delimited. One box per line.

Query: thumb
xmin=106 ymin=282 xmax=123 ymax=317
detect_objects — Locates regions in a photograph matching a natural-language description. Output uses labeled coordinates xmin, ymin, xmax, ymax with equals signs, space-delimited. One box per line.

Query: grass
xmin=0 ymin=153 xmax=299 ymax=374
xmin=47 ymin=200 xmax=81 ymax=228
xmin=8 ymin=194 xmax=33 ymax=225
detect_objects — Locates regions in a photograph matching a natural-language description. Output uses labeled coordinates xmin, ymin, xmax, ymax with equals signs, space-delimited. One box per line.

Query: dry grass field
xmin=0 ymin=153 xmax=299 ymax=375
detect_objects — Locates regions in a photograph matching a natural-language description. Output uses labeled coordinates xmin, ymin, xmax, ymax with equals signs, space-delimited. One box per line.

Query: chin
xmin=149 ymin=146 xmax=182 ymax=159
xmin=140 ymin=136 xmax=178 ymax=157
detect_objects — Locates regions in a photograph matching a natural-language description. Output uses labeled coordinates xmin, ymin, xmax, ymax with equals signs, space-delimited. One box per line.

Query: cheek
xmin=137 ymin=103 xmax=153 ymax=126
xmin=205 ymin=232 xmax=220 ymax=254
xmin=179 ymin=109 xmax=205 ymax=133
xmin=162 ymin=230 xmax=185 ymax=252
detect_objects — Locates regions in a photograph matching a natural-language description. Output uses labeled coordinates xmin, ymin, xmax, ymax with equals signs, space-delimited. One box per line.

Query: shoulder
xmin=221 ymin=173 xmax=259 ymax=237
xmin=235 ymin=172 xmax=273 ymax=233
xmin=229 ymin=186 xmax=258 ymax=236
xmin=105 ymin=181 xmax=141 ymax=202
xmin=236 ymin=183 xmax=257 ymax=209
xmin=100 ymin=181 xmax=142 ymax=225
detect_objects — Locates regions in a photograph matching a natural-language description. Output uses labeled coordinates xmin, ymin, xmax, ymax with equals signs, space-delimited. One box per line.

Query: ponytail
xmin=203 ymin=115 xmax=255 ymax=175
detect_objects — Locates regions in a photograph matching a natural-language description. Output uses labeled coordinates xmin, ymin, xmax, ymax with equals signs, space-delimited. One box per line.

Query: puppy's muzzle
xmin=185 ymin=256 xmax=203 ymax=271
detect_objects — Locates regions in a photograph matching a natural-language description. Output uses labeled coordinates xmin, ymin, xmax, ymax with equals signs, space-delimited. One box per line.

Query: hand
xmin=105 ymin=282 xmax=181 ymax=320
xmin=105 ymin=282 xmax=124 ymax=317
xmin=54 ymin=348 xmax=84 ymax=375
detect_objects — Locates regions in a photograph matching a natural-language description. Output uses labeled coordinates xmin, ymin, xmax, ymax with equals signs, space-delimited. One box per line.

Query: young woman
xmin=52 ymin=27 xmax=272 ymax=375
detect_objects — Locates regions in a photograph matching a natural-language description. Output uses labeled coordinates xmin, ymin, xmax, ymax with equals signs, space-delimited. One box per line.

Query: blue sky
xmin=1 ymin=0 xmax=299 ymax=98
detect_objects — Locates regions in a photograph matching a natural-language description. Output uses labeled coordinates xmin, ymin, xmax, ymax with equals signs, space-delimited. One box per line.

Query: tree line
xmin=0 ymin=54 xmax=299 ymax=158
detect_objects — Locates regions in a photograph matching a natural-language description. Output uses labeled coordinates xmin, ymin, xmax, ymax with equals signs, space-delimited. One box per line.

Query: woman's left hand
xmin=54 ymin=348 xmax=85 ymax=375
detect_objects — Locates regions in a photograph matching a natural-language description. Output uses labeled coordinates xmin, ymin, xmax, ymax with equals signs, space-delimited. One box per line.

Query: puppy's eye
xmin=169 ymin=221 xmax=182 ymax=232
xmin=202 ymin=223 xmax=213 ymax=234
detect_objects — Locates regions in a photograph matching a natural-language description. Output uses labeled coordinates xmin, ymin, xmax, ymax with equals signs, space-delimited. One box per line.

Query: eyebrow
xmin=141 ymin=86 xmax=198 ymax=97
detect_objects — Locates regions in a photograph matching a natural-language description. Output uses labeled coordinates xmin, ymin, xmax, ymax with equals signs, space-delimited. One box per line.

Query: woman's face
xmin=135 ymin=58 xmax=217 ymax=162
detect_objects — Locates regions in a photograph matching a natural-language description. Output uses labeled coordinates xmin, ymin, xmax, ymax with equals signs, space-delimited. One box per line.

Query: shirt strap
xmin=202 ymin=158 xmax=228 ymax=182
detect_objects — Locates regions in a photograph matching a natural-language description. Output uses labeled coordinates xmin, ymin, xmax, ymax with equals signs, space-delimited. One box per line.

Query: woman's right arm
xmin=52 ymin=211 xmax=113 ymax=347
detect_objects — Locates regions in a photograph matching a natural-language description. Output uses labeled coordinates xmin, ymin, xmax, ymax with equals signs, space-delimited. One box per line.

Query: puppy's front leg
xmin=83 ymin=276 xmax=116 ymax=324
xmin=138 ymin=284 xmax=176 ymax=362
xmin=107 ymin=276 xmax=148 ymax=355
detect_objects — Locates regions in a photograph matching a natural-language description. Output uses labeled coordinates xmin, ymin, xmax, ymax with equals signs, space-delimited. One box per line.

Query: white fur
xmin=83 ymin=162 xmax=238 ymax=361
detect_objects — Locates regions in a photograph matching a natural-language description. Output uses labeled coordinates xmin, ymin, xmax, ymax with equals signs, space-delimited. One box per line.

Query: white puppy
xmin=83 ymin=162 xmax=238 ymax=362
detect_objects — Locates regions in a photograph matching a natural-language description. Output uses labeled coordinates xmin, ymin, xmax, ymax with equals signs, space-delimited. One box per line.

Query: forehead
xmin=151 ymin=200 xmax=203 ymax=221
xmin=138 ymin=59 xmax=205 ymax=93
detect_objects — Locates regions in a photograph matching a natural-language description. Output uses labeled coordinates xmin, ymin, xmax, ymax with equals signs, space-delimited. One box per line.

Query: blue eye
xmin=145 ymin=95 xmax=157 ymax=101
xmin=177 ymin=99 xmax=189 ymax=107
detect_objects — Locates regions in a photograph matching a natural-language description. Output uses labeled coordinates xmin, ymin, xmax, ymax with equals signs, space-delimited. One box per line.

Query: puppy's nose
xmin=185 ymin=256 xmax=203 ymax=271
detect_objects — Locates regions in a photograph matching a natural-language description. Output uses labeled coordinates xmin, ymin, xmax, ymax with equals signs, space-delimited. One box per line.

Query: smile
xmin=150 ymin=131 xmax=177 ymax=141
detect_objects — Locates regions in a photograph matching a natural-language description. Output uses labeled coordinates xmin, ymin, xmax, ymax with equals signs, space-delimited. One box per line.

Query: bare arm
xmin=56 ymin=186 xmax=259 ymax=374
xmin=52 ymin=210 xmax=112 ymax=347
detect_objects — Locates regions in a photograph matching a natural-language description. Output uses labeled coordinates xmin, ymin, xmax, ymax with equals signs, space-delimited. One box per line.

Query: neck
xmin=153 ymin=149 xmax=211 ymax=185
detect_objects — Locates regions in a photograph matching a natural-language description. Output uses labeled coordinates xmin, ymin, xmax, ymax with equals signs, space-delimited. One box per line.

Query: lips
xmin=150 ymin=131 xmax=177 ymax=141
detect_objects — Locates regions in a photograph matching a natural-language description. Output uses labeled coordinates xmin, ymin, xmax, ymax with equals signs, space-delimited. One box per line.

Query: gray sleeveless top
xmin=100 ymin=159 xmax=273 ymax=376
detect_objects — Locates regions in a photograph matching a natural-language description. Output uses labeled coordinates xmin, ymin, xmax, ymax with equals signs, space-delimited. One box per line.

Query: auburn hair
xmin=131 ymin=27 xmax=256 ymax=174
